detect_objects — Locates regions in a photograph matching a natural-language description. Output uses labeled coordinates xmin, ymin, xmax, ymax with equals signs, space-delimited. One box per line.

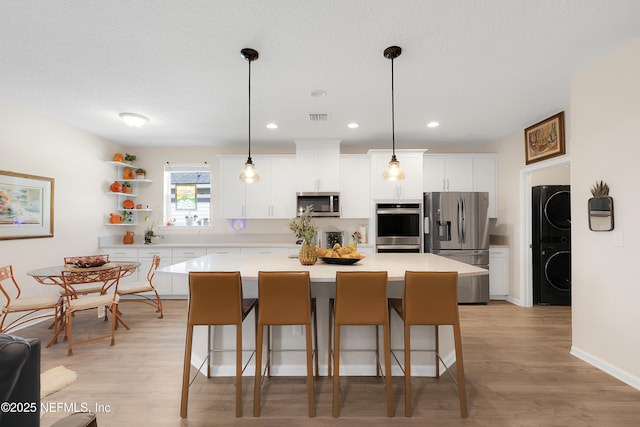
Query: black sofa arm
xmin=0 ymin=333 xmax=40 ymax=427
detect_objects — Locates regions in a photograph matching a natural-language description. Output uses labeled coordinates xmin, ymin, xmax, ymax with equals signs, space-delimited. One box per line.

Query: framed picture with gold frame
xmin=524 ymin=111 xmax=565 ymax=165
xmin=0 ymin=170 xmax=54 ymax=240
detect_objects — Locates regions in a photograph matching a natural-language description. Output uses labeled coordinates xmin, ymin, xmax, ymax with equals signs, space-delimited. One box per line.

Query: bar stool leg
xmin=180 ymin=325 xmax=194 ymax=418
xmin=253 ymin=323 xmax=264 ymax=417
xmin=435 ymin=325 xmax=440 ymax=378
xmin=235 ymin=321 xmax=243 ymax=417
xmin=375 ymin=325 xmax=381 ymax=377
xmin=453 ymin=324 xmax=469 ymax=418
xmin=404 ymin=321 xmax=412 ymax=417
xmin=332 ymin=323 xmax=341 ymax=418
xmin=313 ymin=302 xmax=319 ymax=377
xmin=327 ymin=299 xmax=333 ymax=377
xmin=383 ymin=320 xmax=394 ymax=417
xmin=305 ymin=322 xmax=316 ymax=417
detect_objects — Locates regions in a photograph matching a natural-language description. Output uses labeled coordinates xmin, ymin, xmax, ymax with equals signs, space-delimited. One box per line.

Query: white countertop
xmin=156 ymin=252 xmax=488 ymax=282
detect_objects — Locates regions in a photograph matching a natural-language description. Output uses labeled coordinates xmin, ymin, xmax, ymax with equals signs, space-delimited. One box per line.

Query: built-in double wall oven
xmin=375 ymin=202 xmax=422 ymax=253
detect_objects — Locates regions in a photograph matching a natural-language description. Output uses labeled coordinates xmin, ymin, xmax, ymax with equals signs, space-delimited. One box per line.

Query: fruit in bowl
xmin=74 ymin=256 xmax=108 ymax=268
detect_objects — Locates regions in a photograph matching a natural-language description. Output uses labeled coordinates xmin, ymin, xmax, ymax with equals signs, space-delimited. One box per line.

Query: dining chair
xmin=329 ymin=271 xmax=394 ymax=418
xmin=0 ymin=265 xmax=63 ymax=347
xmin=253 ymin=271 xmax=318 ymax=417
xmin=181 ymin=271 xmax=257 ymax=418
xmin=60 ymin=254 xmax=112 ymax=297
xmin=388 ymin=271 xmax=468 ymax=418
xmin=117 ymin=255 xmax=163 ymax=318
xmin=60 ymin=265 xmax=129 ymax=356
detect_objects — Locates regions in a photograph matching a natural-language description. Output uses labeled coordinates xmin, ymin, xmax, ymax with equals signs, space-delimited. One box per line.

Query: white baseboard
xmin=570 ymin=345 xmax=640 ymax=391
xmin=505 ymin=295 xmax=522 ymax=306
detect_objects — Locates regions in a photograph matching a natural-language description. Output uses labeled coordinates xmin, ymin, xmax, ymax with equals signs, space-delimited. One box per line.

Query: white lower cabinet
xmin=102 ymin=248 xmax=139 ymax=288
xmin=171 ymin=247 xmax=207 ymax=295
xmin=489 ymin=247 xmax=509 ymax=299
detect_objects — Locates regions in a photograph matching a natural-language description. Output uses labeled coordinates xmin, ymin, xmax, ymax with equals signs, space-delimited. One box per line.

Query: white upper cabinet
xmin=220 ymin=155 xmax=296 ymax=219
xmin=219 ymin=156 xmax=246 ymax=218
xmin=245 ymin=156 xmax=296 ymax=218
xmin=369 ymin=150 xmax=425 ymax=200
xmin=423 ymin=154 xmax=498 ymax=218
xmin=473 ymin=155 xmax=498 ymax=218
xmin=295 ymin=140 xmax=341 ymax=192
xmin=423 ymin=155 xmax=474 ymax=192
xmin=339 ymin=155 xmax=370 ymax=218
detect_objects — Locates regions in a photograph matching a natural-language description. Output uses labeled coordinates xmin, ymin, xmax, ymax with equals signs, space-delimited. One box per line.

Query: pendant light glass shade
xmin=382 ymin=154 xmax=405 ymax=181
xmin=382 ymin=46 xmax=405 ymax=181
xmin=239 ymin=48 xmax=260 ymax=183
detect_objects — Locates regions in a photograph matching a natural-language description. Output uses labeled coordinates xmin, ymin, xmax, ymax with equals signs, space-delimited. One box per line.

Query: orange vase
xmin=123 ymin=231 xmax=135 ymax=244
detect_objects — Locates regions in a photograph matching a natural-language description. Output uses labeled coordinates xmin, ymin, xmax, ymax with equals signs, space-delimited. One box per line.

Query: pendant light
xmin=239 ymin=48 xmax=260 ymax=183
xmin=382 ymin=46 xmax=405 ymax=181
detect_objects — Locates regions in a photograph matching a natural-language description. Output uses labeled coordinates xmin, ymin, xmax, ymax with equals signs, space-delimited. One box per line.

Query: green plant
xmin=124 ymin=153 xmax=137 ymax=162
xmin=289 ymin=205 xmax=318 ymax=242
xmin=135 ymin=168 xmax=146 ymax=174
xmin=122 ymin=181 xmax=132 ymax=188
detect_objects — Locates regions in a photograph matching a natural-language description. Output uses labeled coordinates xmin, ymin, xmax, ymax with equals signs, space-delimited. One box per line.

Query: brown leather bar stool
xmin=253 ymin=271 xmax=318 ymax=417
xmin=329 ymin=271 xmax=394 ymax=418
xmin=180 ymin=271 xmax=257 ymax=418
xmin=389 ymin=271 xmax=468 ymax=418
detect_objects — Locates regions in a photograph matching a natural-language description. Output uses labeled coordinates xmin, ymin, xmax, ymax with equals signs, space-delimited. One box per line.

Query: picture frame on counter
xmin=0 ymin=170 xmax=54 ymax=240
xmin=524 ymin=111 xmax=565 ymax=165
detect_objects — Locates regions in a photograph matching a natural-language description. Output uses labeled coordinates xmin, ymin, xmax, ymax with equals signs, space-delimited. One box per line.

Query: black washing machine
xmin=532 ymin=185 xmax=571 ymax=305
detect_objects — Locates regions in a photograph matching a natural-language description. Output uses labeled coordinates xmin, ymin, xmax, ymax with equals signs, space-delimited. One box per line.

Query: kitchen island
xmin=157 ymin=252 xmax=488 ymax=377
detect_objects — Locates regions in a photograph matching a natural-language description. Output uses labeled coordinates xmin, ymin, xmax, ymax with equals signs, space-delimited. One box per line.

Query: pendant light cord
xmin=391 ymin=56 xmax=395 ymax=157
xmin=248 ymin=58 xmax=252 ymax=161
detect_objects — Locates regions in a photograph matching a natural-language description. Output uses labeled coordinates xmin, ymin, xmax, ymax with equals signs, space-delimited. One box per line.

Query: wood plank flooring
xmin=15 ymin=300 xmax=640 ymax=426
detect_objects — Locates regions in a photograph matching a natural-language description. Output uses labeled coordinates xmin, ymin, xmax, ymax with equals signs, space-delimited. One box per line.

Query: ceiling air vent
xmin=308 ymin=113 xmax=329 ymax=121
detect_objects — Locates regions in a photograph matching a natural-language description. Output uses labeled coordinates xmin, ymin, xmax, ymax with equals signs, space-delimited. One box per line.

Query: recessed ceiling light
xmin=427 ymin=121 xmax=439 ymax=128
xmin=119 ymin=112 xmax=149 ymax=127
xmin=266 ymin=123 xmax=278 ymax=129
xmin=310 ymin=89 xmax=327 ymax=98
xmin=347 ymin=122 xmax=359 ymax=129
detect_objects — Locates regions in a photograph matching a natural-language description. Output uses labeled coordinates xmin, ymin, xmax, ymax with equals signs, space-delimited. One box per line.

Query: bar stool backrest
xmin=258 ymin=271 xmax=311 ymax=325
xmin=188 ymin=272 xmax=243 ymax=326
xmin=335 ymin=271 xmax=388 ymax=325
xmin=404 ymin=271 xmax=459 ymax=325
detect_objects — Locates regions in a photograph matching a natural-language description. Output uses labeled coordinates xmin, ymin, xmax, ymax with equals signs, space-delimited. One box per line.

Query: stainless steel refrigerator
xmin=423 ymin=192 xmax=490 ymax=303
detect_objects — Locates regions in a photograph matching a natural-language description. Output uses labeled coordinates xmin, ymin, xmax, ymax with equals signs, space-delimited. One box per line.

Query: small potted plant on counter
xmin=135 ymin=168 xmax=146 ymax=179
xmin=144 ymin=214 xmax=164 ymax=244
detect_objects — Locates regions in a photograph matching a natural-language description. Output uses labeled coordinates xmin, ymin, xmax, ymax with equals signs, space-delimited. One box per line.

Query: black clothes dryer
xmin=532 ymin=185 xmax=571 ymax=305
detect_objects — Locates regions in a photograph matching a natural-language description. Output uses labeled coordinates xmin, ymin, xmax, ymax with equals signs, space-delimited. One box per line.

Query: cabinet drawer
xmin=138 ymin=247 xmax=172 ymax=258
xmin=102 ymin=248 xmax=138 ymax=259
xmin=172 ymin=247 xmax=207 ymax=258
xmin=206 ymin=247 xmax=241 ymax=254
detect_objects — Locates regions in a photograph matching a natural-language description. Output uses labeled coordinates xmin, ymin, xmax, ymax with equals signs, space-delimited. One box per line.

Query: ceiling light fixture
xmin=427 ymin=121 xmax=439 ymax=128
xmin=347 ymin=122 xmax=359 ymax=129
xmin=382 ymin=46 xmax=404 ymax=181
xmin=266 ymin=123 xmax=278 ymax=129
xmin=239 ymin=48 xmax=260 ymax=183
xmin=119 ymin=112 xmax=149 ymax=127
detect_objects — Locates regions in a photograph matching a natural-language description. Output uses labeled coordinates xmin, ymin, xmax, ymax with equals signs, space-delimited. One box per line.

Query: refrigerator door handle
xmin=457 ymin=197 xmax=463 ymax=244
xmin=461 ymin=196 xmax=466 ymax=243
xmin=424 ymin=217 xmax=429 ymax=234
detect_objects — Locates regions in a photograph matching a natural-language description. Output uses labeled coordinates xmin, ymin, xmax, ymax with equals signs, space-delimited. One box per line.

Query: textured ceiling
xmin=1 ymin=0 xmax=639 ymax=150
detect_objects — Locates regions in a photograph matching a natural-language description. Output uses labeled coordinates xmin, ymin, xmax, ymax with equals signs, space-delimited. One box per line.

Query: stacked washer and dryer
xmin=532 ymin=185 xmax=572 ymax=305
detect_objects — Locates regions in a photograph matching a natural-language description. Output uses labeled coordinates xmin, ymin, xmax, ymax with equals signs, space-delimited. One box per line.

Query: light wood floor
xmin=16 ymin=300 xmax=640 ymax=426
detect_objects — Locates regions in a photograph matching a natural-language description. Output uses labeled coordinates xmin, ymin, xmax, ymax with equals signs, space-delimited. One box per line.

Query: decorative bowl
xmin=318 ymin=256 xmax=364 ymax=265
xmin=73 ymin=257 xmax=108 ymax=268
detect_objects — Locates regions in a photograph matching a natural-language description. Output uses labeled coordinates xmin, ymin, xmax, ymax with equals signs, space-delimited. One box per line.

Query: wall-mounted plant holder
xmin=588 ymin=181 xmax=614 ymax=231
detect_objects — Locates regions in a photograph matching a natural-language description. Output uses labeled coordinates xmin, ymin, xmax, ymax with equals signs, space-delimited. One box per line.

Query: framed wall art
xmin=524 ymin=111 xmax=565 ymax=165
xmin=0 ymin=170 xmax=54 ymax=240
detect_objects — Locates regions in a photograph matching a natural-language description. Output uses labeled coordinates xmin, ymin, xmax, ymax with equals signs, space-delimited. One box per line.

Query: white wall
xmin=0 ymin=99 xmax=123 ymax=305
xmin=570 ymin=39 xmax=640 ymax=386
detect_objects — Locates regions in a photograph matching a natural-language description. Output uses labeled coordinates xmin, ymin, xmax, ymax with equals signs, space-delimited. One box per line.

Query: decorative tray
xmin=318 ymin=256 xmax=364 ymax=265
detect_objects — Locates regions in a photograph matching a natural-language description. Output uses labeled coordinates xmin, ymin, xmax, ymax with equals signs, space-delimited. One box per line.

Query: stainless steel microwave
xmin=296 ymin=192 xmax=340 ymax=217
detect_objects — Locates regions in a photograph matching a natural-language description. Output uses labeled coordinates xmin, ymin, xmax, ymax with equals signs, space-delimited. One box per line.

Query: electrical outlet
xmin=614 ymin=232 xmax=624 ymax=247
xmin=292 ymin=325 xmax=303 ymax=336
